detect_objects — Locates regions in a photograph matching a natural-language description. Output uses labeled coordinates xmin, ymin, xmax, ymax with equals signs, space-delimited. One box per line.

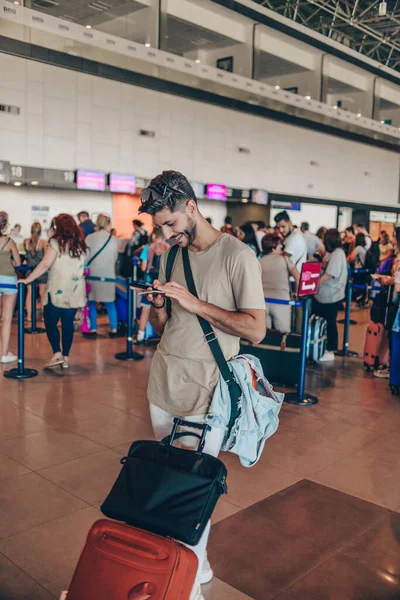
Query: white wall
xmin=271 ymin=203 xmax=338 ymax=233
xmin=198 ymin=199 xmax=227 ymax=230
xmin=0 ymin=186 xmax=112 ymax=238
xmin=0 ymin=53 xmax=399 ymax=208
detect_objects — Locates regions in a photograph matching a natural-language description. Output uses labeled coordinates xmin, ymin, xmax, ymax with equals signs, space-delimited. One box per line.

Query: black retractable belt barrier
xmin=284 ymin=297 xmax=318 ymax=406
xmin=25 ymin=282 xmax=45 ymax=334
xmin=4 ymin=282 xmax=38 ymax=380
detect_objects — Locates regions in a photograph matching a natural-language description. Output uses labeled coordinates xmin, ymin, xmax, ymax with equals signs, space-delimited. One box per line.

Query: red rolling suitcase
xmin=363 ymin=322 xmax=389 ymax=372
xmin=64 ymin=519 xmax=197 ymax=600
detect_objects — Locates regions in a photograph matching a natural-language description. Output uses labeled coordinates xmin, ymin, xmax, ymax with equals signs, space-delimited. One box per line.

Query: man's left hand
xmin=157 ymin=282 xmax=203 ymax=315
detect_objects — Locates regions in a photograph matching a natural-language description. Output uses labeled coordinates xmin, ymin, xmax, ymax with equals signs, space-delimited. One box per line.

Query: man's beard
xmin=171 ymin=216 xmax=197 ymax=246
xmin=184 ymin=216 xmax=197 ymax=245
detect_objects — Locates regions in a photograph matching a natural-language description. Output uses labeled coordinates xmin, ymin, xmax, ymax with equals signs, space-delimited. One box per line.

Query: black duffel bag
xmin=101 ymin=418 xmax=228 ymax=545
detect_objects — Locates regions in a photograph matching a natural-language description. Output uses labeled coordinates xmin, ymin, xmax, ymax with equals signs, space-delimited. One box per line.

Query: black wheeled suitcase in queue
xmin=240 ymin=331 xmax=301 ymax=387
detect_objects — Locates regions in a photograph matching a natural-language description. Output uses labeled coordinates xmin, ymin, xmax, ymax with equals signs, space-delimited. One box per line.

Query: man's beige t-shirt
xmin=147 ymin=234 xmax=266 ymax=417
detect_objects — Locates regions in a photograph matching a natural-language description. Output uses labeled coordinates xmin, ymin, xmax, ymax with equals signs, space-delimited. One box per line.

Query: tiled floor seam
xmin=34 ymin=447 xmax=121 ymax=478
xmin=267 ymin=494 xmax=393 ymax=599
xmin=0 ymin=549 xmax=58 ymax=598
xmin=0 ymin=502 xmax=93 ymax=543
xmin=307 ymin=475 xmax=395 ymax=510
xmin=31 ymin=468 xmax=106 ymax=507
xmin=303 ymin=441 xmax=376 ymax=478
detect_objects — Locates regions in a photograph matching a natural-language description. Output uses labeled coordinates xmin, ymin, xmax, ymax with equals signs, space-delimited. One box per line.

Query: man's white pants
xmin=150 ymin=404 xmax=225 ymax=581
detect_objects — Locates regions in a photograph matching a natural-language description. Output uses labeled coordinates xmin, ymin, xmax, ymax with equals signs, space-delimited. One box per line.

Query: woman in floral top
xmin=22 ymin=214 xmax=87 ymax=369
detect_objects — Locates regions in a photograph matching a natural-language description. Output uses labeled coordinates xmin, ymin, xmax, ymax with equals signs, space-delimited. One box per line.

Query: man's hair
xmin=301 ymin=221 xmax=309 ymax=231
xmin=133 ymin=219 xmax=143 ymax=228
xmin=255 ymin=220 xmax=266 ymax=229
xmin=274 ymin=210 xmax=291 ymax=224
xmin=345 ymin=226 xmax=355 ymax=235
xmin=78 ymin=211 xmax=89 ymax=219
xmin=324 ymin=229 xmax=342 ymax=253
xmin=356 ymin=222 xmax=366 ymax=229
xmin=97 ymin=214 xmax=111 ymax=230
xmin=224 ymin=216 xmax=232 ymax=225
xmin=139 ymin=170 xmax=196 ymax=216
xmin=355 ymin=232 xmax=366 ymax=248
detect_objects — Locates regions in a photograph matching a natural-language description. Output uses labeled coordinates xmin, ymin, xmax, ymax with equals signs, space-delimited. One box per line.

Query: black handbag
xmin=101 ymin=418 xmax=228 ymax=545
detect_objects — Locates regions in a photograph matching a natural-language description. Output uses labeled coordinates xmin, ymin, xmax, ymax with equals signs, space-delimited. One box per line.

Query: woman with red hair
xmin=23 ymin=214 xmax=87 ymax=369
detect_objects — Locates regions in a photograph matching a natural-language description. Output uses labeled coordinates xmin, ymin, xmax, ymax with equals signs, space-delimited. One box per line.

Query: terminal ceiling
xmin=252 ymin=0 xmax=400 ymax=72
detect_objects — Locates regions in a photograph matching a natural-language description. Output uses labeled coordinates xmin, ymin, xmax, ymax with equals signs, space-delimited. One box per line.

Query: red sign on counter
xmin=298 ymin=262 xmax=322 ymax=297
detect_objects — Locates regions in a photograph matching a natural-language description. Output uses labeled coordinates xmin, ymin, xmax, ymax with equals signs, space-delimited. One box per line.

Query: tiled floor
xmin=0 ymin=307 xmax=399 ymax=599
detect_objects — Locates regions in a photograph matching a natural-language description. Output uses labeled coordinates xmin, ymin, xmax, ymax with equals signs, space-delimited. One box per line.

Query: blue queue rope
xmin=4 ymin=282 xmax=38 ymax=380
xmin=15 ymin=265 xmax=33 ymax=272
xmin=264 ymin=297 xmax=302 ymax=307
xmin=263 ymin=296 xmax=318 ymax=406
xmin=350 ymin=268 xmax=372 ymax=275
xmin=0 ymin=283 xmax=17 ymax=290
xmin=86 ymin=276 xmax=120 ymax=283
xmin=352 ymin=283 xmax=371 ymax=290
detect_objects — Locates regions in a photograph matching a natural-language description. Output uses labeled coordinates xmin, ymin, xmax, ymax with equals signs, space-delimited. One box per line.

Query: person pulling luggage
xmin=138 ymin=170 xmax=266 ymax=600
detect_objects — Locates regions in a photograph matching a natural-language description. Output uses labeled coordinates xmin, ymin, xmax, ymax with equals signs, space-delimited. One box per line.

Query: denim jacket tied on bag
xmin=205 ymin=354 xmax=284 ymax=467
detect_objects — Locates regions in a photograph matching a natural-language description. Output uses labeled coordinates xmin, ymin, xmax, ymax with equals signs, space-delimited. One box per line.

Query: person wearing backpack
xmin=136 ymin=229 xmax=169 ymax=345
xmin=138 ymin=170 xmax=266 ymax=600
xmin=121 ymin=220 xmax=149 ymax=278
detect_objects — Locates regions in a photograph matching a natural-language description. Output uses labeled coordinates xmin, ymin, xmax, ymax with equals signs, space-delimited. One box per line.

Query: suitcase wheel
xmin=364 ymin=363 xmax=372 ymax=372
xmin=390 ymin=385 xmax=400 ymax=396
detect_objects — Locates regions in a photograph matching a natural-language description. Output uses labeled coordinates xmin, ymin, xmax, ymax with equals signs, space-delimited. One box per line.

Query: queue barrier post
xmin=335 ymin=279 xmax=358 ymax=358
xmin=4 ymin=282 xmax=38 ymax=380
xmin=25 ymin=281 xmax=45 ymax=335
xmin=284 ymin=296 xmax=319 ymax=406
xmin=115 ymin=275 xmax=144 ymax=362
xmin=337 ymin=268 xmax=359 ymax=326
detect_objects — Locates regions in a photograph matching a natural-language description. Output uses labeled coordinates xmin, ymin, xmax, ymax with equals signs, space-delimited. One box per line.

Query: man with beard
xmin=138 ymin=170 xmax=266 ymax=600
xmin=274 ymin=210 xmax=307 ymax=271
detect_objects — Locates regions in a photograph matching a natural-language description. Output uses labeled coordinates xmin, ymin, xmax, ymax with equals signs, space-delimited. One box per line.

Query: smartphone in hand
xmin=130 ymin=281 xmax=166 ymax=296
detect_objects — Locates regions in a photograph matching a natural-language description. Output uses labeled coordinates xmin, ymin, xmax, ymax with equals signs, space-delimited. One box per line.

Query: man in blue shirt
xmin=78 ymin=211 xmax=95 ymax=237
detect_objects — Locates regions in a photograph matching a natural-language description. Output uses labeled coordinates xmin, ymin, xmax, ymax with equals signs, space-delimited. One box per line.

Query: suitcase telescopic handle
xmin=163 ymin=418 xmax=211 ymax=452
xmin=128 ymin=582 xmax=156 ymax=599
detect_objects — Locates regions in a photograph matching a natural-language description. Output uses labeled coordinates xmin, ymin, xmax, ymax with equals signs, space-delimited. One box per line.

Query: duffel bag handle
xmin=162 ymin=418 xmax=211 ymax=453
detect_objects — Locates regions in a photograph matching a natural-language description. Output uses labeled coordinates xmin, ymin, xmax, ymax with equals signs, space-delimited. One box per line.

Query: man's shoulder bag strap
xmin=181 ymin=247 xmax=240 ymax=430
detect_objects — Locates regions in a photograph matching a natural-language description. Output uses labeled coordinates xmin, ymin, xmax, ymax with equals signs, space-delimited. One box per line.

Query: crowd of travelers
xmin=1 ymin=172 xmax=400 ymax=600
xmin=0 ymin=202 xmax=399 ymax=373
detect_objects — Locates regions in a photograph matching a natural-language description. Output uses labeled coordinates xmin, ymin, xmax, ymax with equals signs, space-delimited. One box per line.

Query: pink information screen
xmin=109 ymin=173 xmax=136 ymax=194
xmin=76 ymin=169 xmax=106 ymax=191
xmin=206 ymin=184 xmax=227 ymax=201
